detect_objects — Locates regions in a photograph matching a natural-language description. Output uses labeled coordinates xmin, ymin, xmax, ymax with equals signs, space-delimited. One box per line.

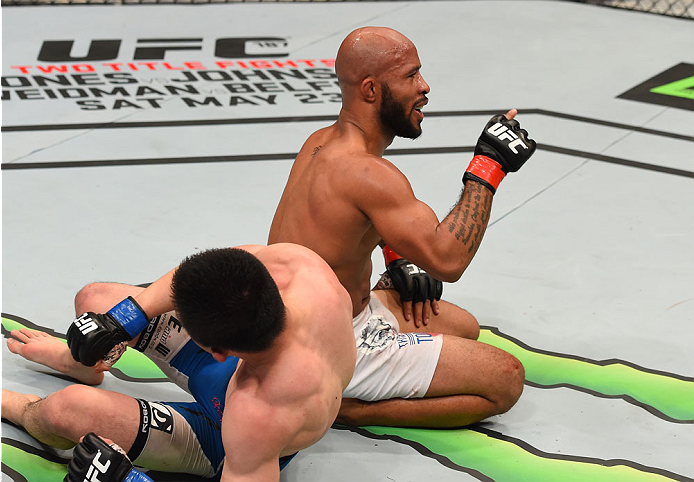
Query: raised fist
xmin=474 ymin=113 xmax=536 ymax=173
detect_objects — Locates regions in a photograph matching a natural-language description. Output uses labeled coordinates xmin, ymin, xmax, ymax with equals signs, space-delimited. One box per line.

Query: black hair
xmin=171 ymin=248 xmax=285 ymax=353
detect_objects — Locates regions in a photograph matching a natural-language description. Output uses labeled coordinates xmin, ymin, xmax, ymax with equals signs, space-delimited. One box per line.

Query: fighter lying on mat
xmin=3 ymin=243 xmax=356 ymax=481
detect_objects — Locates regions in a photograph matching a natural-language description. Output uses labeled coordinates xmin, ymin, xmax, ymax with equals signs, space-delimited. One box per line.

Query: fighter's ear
xmin=360 ymin=77 xmax=377 ymax=103
xmin=210 ymin=348 xmax=229 ymax=363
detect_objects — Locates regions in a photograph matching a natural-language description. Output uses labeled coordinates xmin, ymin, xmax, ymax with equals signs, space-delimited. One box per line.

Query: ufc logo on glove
xmin=405 ymin=264 xmax=425 ymax=275
xmin=84 ymin=450 xmax=111 ymax=482
xmin=74 ymin=313 xmax=98 ymax=336
xmin=487 ymin=122 xmax=529 ymax=154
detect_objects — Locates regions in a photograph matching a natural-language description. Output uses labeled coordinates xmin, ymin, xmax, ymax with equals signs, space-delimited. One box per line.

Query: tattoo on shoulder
xmin=312 ymin=146 xmax=322 ymax=156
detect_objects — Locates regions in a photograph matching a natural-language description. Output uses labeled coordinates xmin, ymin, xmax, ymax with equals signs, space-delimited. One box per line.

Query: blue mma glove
xmin=67 ymin=297 xmax=148 ymax=366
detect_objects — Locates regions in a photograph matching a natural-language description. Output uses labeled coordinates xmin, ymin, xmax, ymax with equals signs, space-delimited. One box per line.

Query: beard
xmin=379 ymin=84 xmax=422 ymax=140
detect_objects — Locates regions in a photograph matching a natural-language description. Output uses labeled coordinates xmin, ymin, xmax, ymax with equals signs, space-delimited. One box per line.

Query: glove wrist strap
xmin=382 ymin=245 xmax=403 ymax=266
xmin=124 ymin=469 xmax=154 ymax=482
xmin=107 ymin=297 xmax=149 ymax=339
xmin=463 ymin=155 xmax=506 ymax=194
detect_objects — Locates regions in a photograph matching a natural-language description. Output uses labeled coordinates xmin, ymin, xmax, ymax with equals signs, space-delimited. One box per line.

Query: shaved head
xmin=335 ymin=27 xmax=415 ymax=90
xmin=334 ymin=27 xmax=428 ymax=140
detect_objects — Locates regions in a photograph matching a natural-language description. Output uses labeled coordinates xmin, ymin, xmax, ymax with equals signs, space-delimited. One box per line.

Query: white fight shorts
xmin=342 ymin=295 xmax=443 ymax=401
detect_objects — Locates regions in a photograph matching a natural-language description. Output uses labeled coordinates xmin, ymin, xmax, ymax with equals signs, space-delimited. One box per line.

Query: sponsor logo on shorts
xmin=149 ymin=402 xmax=174 ymax=434
xmin=155 ymin=343 xmax=170 ymax=357
xmin=135 ymin=316 xmax=160 ymax=351
xmin=139 ymin=399 xmax=174 ymax=434
xmin=396 ymin=333 xmax=434 ymax=349
xmin=212 ymin=397 xmax=224 ymax=423
xmin=138 ymin=399 xmax=150 ymax=435
xmin=356 ymin=315 xmax=396 ymax=354
xmin=138 ymin=314 xmax=185 ymax=361
xmin=154 ymin=315 xmax=183 ymax=357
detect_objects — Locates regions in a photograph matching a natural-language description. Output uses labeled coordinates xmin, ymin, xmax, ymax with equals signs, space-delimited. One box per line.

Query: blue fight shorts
xmin=127 ymin=313 xmax=296 ymax=479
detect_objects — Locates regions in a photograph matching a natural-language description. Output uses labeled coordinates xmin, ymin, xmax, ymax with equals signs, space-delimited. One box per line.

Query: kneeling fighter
xmin=3 ymin=243 xmax=355 ymax=481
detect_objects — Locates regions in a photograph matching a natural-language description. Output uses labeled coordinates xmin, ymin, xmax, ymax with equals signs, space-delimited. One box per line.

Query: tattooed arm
xmin=352 ymin=110 xmax=533 ymax=282
xmin=348 ymin=152 xmax=494 ymax=283
xmin=445 ymin=181 xmax=493 ymax=257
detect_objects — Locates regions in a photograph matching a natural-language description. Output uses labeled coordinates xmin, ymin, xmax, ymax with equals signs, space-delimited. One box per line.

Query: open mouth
xmin=413 ymin=99 xmax=428 ymax=119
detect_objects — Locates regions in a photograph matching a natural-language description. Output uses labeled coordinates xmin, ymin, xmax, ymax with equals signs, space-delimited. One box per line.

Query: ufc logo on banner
xmin=84 ymin=449 xmax=111 ymax=482
xmin=38 ymin=37 xmax=290 ymax=62
xmin=74 ymin=313 xmax=98 ymax=336
xmin=487 ymin=122 xmax=529 ymax=154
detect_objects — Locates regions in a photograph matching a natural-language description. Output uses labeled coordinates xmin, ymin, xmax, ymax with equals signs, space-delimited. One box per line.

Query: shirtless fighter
xmin=2 ymin=243 xmax=355 ymax=481
xmin=268 ymin=26 xmax=536 ymax=427
xmin=4 ymin=29 xmax=535 ymax=480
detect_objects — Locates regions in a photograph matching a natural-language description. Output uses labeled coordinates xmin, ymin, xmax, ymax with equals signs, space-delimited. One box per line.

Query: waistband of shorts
xmin=128 ymin=398 xmax=150 ymax=461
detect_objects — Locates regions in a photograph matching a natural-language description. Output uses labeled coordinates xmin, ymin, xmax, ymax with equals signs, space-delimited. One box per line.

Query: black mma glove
xmin=383 ymin=245 xmax=443 ymax=303
xmin=463 ymin=113 xmax=537 ymax=194
xmin=65 ymin=432 xmax=153 ymax=482
xmin=67 ymin=297 xmax=148 ymax=367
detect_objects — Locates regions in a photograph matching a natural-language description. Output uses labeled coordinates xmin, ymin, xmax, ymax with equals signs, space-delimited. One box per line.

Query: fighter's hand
xmin=475 ymin=109 xmax=536 ymax=173
xmin=463 ymin=109 xmax=536 ymax=194
xmin=402 ymin=298 xmax=440 ymax=328
xmin=386 ymin=258 xmax=443 ymax=328
xmin=65 ymin=433 xmax=152 ymax=482
xmin=381 ymin=245 xmax=443 ymax=327
xmin=67 ymin=297 xmax=149 ymax=367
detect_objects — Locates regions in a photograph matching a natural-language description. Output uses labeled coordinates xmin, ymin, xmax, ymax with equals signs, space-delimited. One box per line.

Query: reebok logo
xmin=84 ymin=449 xmax=110 ymax=482
xmin=149 ymin=403 xmax=174 ymax=433
xmin=74 ymin=313 xmax=98 ymax=336
xmin=487 ymin=123 xmax=529 ymax=154
xmin=135 ymin=317 xmax=159 ymax=352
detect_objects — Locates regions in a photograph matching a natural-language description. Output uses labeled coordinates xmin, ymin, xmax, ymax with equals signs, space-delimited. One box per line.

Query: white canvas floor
xmin=2 ymin=2 xmax=693 ymax=481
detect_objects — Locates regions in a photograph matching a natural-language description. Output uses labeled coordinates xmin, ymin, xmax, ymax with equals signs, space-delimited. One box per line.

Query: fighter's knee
xmin=37 ymin=393 xmax=68 ymax=432
xmin=434 ymin=301 xmax=480 ymax=340
xmin=74 ymin=283 xmax=111 ymax=313
xmin=41 ymin=385 xmax=94 ymax=432
xmin=460 ymin=310 xmax=480 ymax=340
xmin=450 ymin=307 xmax=480 ymax=340
xmin=495 ymin=353 xmax=525 ymax=413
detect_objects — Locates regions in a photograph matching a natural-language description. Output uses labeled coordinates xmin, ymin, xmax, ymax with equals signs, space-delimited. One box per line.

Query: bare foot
xmin=7 ymin=329 xmax=105 ymax=385
xmin=1 ymin=389 xmax=42 ymax=425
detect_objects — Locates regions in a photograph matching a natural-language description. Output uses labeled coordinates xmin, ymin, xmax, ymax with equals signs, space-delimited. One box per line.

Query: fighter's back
xmin=268 ymin=124 xmax=385 ymax=314
xmin=221 ymin=242 xmax=355 ymax=470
